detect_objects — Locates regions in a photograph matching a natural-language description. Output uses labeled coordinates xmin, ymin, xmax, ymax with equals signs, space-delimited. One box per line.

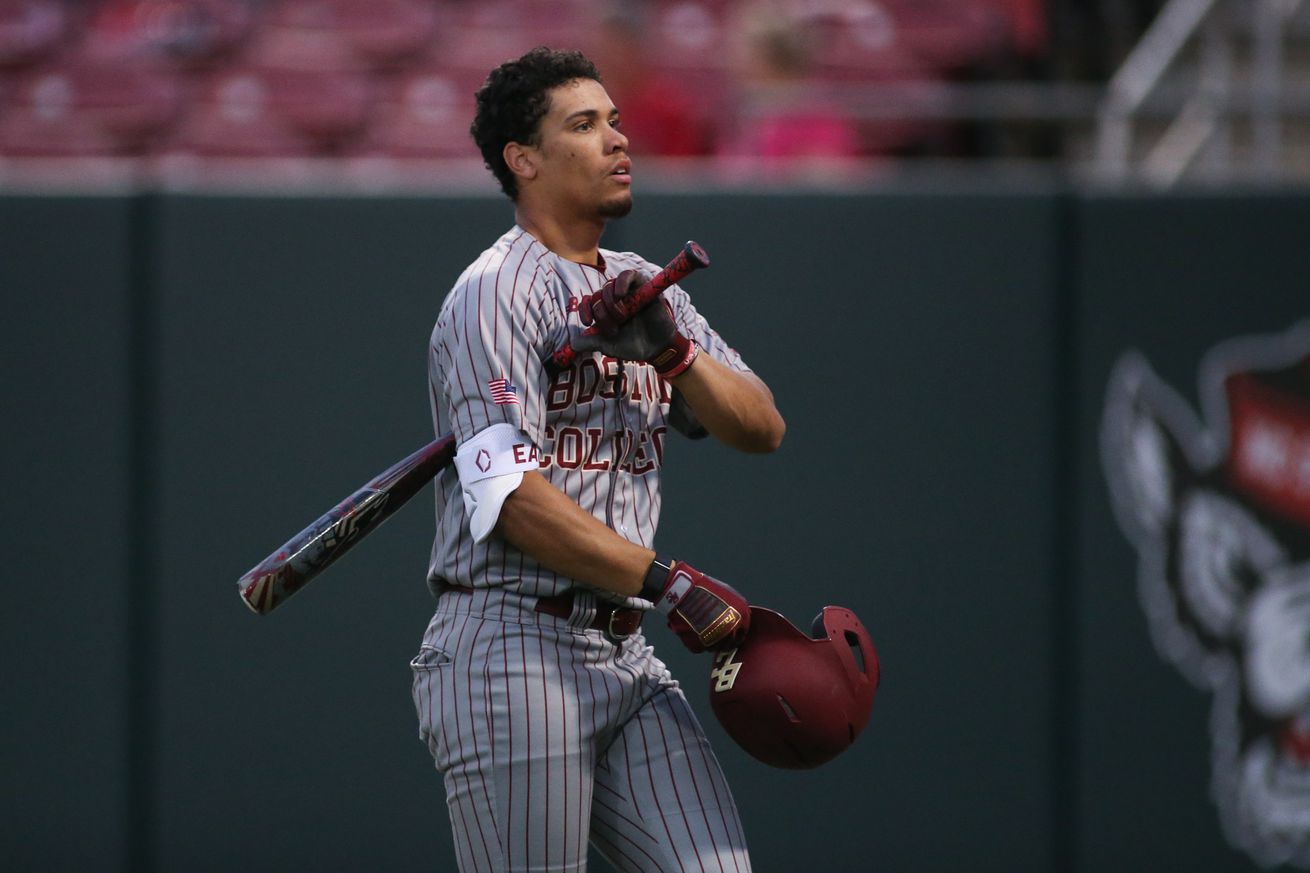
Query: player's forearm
xmin=670 ymin=354 xmax=785 ymax=453
xmin=494 ymin=470 xmax=654 ymax=597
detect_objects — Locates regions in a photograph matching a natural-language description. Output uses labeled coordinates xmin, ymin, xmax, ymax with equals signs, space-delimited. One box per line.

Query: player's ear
xmin=504 ymin=142 xmax=538 ymax=183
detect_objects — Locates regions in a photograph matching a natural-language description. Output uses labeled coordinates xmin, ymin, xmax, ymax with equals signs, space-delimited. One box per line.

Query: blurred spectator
xmin=589 ymin=2 xmax=712 ymax=157
xmin=717 ymin=1 xmax=861 ymax=177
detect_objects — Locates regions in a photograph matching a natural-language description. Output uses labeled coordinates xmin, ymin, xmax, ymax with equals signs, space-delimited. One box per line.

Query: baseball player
xmin=412 ymin=47 xmax=785 ymax=873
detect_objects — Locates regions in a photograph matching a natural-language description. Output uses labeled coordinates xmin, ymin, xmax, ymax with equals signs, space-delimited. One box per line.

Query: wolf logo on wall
xmin=1101 ymin=322 xmax=1310 ymax=869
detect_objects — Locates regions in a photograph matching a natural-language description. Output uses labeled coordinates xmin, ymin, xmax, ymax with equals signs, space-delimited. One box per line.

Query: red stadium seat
xmin=799 ymin=2 xmax=926 ymax=79
xmin=250 ymin=2 xmax=363 ymax=72
xmin=0 ymin=59 xmax=180 ymax=155
xmin=0 ymin=80 xmax=115 ymax=155
xmin=329 ymin=0 xmax=441 ymax=69
xmin=0 ymin=0 xmax=68 ymax=69
xmin=354 ymin=65 xmax=478 ymax=158
xmin=648 ymin=0 xmax=731 ymax=70
xmin=453 ymin=0 xmax=588 ymax=36
xmin=633 ymin=1 xmax=732 ymax=125
xmin=241 ymin=6 xmax=374 ymax=151
xmin=270 ymin=66 xmax=370 ymax=149
xmin=796 ymin=2 xmax=939 ymax=154
xmin=433 ymin=18 xmax=593 ymax=79
xmin=163 ymin=68 xmax=316 ymax=157
xmin=880 ymin=0 xmax=1010 ymax=74
xmin=261 ymin=0 xmax=444 ymax=71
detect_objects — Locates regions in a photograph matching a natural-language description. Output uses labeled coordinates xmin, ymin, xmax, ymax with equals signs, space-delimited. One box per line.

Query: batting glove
xmin=641 ymin=555 xmax=750 ymax=653
xmin=576 ymin=270 xmax=698 ymax=378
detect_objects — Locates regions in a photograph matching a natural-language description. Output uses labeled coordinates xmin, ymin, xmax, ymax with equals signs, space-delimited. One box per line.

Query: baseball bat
xmin=238 ymin=240 xmax=710 ymax=615
xmin=238 ymin=435 xmax=456 ymax=614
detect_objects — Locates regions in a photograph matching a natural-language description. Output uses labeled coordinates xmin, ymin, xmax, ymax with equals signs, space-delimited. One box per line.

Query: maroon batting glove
xmin=578 ymin=270 xmax=699 ymax=379
xmin=641 ymin=556 xmax=750 ymax=653
xmin=578 ymin=270 xmax=640 ymax=337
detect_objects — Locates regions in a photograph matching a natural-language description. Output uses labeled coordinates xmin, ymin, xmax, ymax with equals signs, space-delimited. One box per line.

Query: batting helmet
xmin=707 ymin=605 xmax=879 ymax=769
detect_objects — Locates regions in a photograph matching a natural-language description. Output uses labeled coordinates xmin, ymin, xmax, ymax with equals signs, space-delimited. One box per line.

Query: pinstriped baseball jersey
xmin=416 ymin=223 xmax=755 ymax=872
xmin=427 ymin=225 xmax=752 ymax=601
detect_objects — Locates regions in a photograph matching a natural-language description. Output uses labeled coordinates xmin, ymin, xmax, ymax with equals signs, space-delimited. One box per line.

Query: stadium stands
xmin=0 ymin=0 xmax=1039 ymax=166
xmin=0 ymin=56 xmax=181 ymax=154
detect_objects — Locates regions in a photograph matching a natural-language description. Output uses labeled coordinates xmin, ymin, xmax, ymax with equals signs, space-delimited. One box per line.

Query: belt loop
xmin=571 ymin=587 xmax=598 ymax=631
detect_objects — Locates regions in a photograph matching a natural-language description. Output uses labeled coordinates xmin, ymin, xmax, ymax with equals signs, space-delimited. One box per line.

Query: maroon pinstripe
xmin=414 ymin=226 xmax=754 ymax=871
xmin=412 ymin=589 xmax=750 ymax=872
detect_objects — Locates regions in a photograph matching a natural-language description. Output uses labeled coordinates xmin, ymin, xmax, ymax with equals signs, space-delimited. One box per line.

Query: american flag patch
xmin=488 ymin=377 xmax=519 ymax=405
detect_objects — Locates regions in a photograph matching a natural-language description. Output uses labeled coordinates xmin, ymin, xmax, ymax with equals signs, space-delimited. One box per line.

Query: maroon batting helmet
xmin=708 ymin=605 xmax=879 ymax=769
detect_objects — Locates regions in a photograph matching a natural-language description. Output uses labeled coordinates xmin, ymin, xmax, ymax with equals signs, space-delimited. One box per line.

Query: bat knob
xmin=683 ymin=240 xmax=710 ymax=269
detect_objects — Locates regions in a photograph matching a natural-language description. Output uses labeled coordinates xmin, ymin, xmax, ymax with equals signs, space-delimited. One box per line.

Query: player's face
xmin=531 ymin=78 xmax=632 ymax=220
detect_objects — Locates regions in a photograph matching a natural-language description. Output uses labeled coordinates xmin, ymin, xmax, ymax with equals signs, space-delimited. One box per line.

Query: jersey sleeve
xmin=431 ymin=265 xmax=556 ymax=448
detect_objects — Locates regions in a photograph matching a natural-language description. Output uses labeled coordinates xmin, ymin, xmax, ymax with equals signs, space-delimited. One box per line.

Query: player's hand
xmin=573 ymin=270 xmax=699 ymax=378
xmin=641 ymin=557 xmax=750 ymax=653
xmin=578 ymin=268 xmax=649 ymax=336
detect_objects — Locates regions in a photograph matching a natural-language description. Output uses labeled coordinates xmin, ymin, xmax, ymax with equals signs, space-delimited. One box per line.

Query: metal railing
xmin=1096 ymin=0 xmax=1309 ymax=185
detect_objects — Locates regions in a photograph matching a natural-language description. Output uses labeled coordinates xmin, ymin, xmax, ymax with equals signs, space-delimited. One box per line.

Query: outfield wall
xmin=4 ymin=189 xmax=1306 ymax=873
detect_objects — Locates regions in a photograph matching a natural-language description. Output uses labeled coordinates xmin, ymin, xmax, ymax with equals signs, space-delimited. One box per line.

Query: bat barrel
xmin=237 ymin=485 xmax=390 ymax=614
xmin=237 ymin=435 xmax=455 ymax=615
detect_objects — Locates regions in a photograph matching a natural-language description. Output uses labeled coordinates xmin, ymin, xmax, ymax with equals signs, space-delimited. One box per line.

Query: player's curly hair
xmin=471 ymin=47 xmax=602 ymax=200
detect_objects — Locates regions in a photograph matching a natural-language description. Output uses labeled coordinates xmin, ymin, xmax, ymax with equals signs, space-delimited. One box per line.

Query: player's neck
xmin=515 ymin=206 xmax=604 ymax=267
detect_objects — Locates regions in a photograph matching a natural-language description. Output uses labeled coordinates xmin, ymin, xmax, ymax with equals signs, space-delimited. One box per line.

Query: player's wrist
xmin=651 ymin=334 xmax=698 ymax=379
xmin=642 ymin=555 xmax=751 ymax=652
xmin=641 ymin=553 xmax=678 ymax=610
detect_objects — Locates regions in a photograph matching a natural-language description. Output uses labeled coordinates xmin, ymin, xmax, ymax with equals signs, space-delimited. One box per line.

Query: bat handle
xmin=616 ymin=240 xmax=710 ymax=320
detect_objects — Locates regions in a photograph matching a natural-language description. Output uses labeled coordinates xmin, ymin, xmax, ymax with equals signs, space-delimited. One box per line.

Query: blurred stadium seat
xmin=0 ymin=70 xmax=117 ymax=155
xmin=797 ymin=4 xmax=944 ymax=156
xmin=352 ymin=63 xmax=477 ymax=158
xmin=0 ymin=0 xmax=69 ymax=69
xmin=454 ymin=0 xmax=593 ymax=50
xmin=328 ymin=0 xmax=442 ymax=70
xmin=0 ymin=57 xmax=180 ymax=155
xmin=253 ymin=0 xmax=362 ymax=70
xmin=162 ymin=68 xmax=316 ymax=157
xmin=881 ymin=0 xmax=1011 ymax=75
xmin=649 ymin=0 xmax=731 ymax=71
xmin=238 ymin=3 xmax=374 ymax=151
xmin=0 ymin=0 xmax=1052 ymax=167
xmin=644 ymin=0 xmax=732 ymax=120
xmin=267 ymin=65 xmax=370 ymax=150
xmin=261 ymin=0 xmax=442 ymax=70
xmin=435 ymin=5 xmax=592 ymax=75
